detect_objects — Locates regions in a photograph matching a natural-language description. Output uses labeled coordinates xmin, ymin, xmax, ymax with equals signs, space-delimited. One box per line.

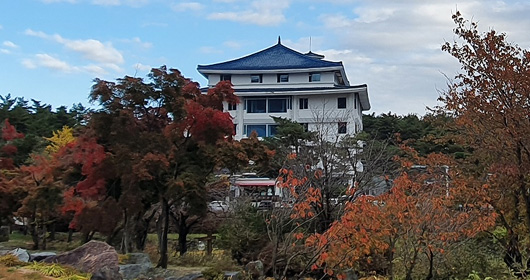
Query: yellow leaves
xmin=45 ymin=126 xmax=76 ymax=154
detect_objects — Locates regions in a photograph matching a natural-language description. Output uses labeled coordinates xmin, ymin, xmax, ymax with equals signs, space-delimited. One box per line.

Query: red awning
xmin=235 ymin=180 xmax=276 ymax=187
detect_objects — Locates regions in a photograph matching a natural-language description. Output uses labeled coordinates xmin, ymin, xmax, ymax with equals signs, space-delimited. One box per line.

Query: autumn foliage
xmin=280 ymin=150 xmax=497 ymax=279
xmin=440 ymin=11 xmax=530 ymax=274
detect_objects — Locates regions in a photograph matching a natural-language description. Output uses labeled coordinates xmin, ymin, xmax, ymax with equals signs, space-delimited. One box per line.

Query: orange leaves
xmin=293 ymin=232 xmax=304 ymax=240
xmin=287 ymin=152 xmax=297 ymax=160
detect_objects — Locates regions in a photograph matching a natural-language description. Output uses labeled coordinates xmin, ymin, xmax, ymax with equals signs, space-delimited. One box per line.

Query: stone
xmin=225 ymin=271 xmax=241 ymax=280
xmin=0 ymin=226 xmax=9 ymax=242
xmin=175 ymin=273 xmax=202 ymax=280
xmin=119 ymin=253 xmax=152 ymax=280
xmin=244 ymin=260 xmax=264 ymax=279
xmin=120 ymin=264 xmax=149 ymax=280
xmin=29 ymin=252 xmax=56 ymax=262
xmin=8 ymin=248 xmax=29 ymax=262
xmin=43 ymin=240 xmax=122 ymax=280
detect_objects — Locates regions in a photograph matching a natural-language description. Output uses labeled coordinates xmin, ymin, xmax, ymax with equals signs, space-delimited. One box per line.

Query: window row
xmin=242 ymin=122 xmax=348 ymax=137
xmin=244 ymin=124 xmax=278 ymax=138
xmin=245 ymin=98 xmax=292 ymax=113
xmin=229 ymin=97 xmax=350 ymax=112
xmin=220 ymin=73 xmax=322 ymax=83
xmin=298 ymin=97 xmax=348 ymax=110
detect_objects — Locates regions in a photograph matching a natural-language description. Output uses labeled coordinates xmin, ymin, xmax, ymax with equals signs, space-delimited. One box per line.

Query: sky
xmin=2 ymin=1 xmax=530 ymax=116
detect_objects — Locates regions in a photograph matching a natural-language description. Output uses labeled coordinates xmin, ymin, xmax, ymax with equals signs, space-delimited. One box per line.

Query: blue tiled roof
xmin=197 ymin=43 xmax=343 ymax=72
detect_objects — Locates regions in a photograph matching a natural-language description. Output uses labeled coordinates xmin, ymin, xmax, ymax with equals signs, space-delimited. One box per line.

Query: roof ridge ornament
xmin=278 ymin=36 xmax=281 ymax=45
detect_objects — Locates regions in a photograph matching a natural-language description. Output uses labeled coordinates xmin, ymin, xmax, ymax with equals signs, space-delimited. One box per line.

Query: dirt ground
xmin=0 ymin=265 xmax=55 ymax=280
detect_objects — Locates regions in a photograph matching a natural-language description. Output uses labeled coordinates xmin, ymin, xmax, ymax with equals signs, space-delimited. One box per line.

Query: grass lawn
xmin=0 ymin=232 xmax=81 ymax=253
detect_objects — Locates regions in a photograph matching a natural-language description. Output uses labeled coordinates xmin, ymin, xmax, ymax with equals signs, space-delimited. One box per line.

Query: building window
xmin=268 ymin=98 xmax=287 ymax=113
xmin=277 ymin=74 xmax=289 ymax=83
xmin=299 ymin=98 xmax=308 ymax=109
xmin=251 ymin=74 xmax=262 ymax=83
xmin=354 ymin=94 xmax=357 ymax=110
xmin=228 ymin=103 xmax=237 ymax=111
xmin=309 ymin=73 xmax=321 ymax=82
xmin=246 ymin=99 xmax=267 ymax=113
xmin=338 ymin=97 xmax=347 ymax=109
xmin=246 ymin=125 xmax=267 ymax=137
xmin=338 ymin=122 xmax=347 ymax=134
xmin=220 ymin=74 xmax=231 ymax=81
xmin=268 ymin=125 xmax=278 ymax=137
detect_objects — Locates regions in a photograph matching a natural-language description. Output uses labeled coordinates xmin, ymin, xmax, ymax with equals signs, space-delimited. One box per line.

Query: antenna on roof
xmin=278 ymin=36 xmax=281 ymax=44
xmin=309 ymin=36 xmax=312 ymax=52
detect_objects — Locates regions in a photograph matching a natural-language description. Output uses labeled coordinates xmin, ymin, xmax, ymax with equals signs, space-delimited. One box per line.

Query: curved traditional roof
xmin=197 ymin=42 xmax=343 ymax=73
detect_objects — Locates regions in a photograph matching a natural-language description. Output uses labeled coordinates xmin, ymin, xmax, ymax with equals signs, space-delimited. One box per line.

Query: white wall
xmin=208 ymin=71 xmax=337 ymax=88
xmin=227 ymin=92 xmax=363 ymax=141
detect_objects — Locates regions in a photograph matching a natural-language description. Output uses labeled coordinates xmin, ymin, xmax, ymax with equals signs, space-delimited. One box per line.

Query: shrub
xmin=217 ymin=201 xmax=268 ymax=264
xmin=0 ymin=255 xmax=26 ymax=267
xmin=202 ymin=267 xmax=224 ymax=280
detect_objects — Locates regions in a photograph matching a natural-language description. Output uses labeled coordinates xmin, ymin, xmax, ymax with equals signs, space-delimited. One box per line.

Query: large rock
xmin=43 ymin=240 xmax=122 ymax=280
xmin=245 ymin=260 xmax=264 ymax=279
xmin=30 ymin=252 xmax=57 ymax=262
xmin=8 ymin=248 xmax=30 ymax=262
xmin=119 ymin=253 xmax=152 ymax=280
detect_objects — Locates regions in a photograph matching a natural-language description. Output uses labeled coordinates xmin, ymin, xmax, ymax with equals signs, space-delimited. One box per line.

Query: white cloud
xmin=314 ymin=0 xmax=530 ymax=114
xmin=23 ymin=54 xmax=75 ymax=73
xmin=283 ymin=37 xmax=325 ymax=53
xmin=208 ymin=0 xmax=289 ymax=26
xmin=91 ymin=0 xmax=120 ymax=5
xmin=123 ymin=37 xmax=152 ymax=49
xmin=3 ymin=41 xmax=18 ymax=48
xmin=223 ymin=40 xmax=242 ymax=49
xmin=25 ymin=29 xmax=48 ymax=38
xmin=82 ymin=64 xmax=107 ymax=75
xmin=25 ymin=29 xmax=124 ymax=64
xmin=133 ymin=63 xmax=152 ymax=72
xmin=0 ymin=49 xmax=10 ymax=54
xmin=172 ymin=2 xmax=204 ymax=12
xmin=64 ymin=39 xmax=123 ymax=64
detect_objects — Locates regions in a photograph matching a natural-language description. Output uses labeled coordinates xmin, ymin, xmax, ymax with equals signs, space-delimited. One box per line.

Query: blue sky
xmin=2 ymin=0 xmax=530 ymax=115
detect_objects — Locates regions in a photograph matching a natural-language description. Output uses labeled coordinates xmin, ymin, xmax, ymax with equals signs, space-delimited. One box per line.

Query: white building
xmin=197 ymin=38 xmax=370 ymax=141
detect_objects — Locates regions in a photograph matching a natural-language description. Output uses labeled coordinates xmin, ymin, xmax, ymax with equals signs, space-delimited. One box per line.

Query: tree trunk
xmin=121 ymin=208 xmax=135 ymax=253
xmin=426 ymin=248 xmax=434 ymax=280
xmin=271 ymin=234 xmax=279 ymax=280
xmin=28 ymin=215 xmax=39 ymax=250
xmin=178 ymin=221 xmax=188 ymax=256
xmin=405 ymin=246 xmax=420 ymax=280
xmin=133 ymin=209 xmax=155 ymax=251
xmin=157 ymin=197 xmax=169 ymax=268
xmin=42 ymin=221 xmax=47 ymax=250
xmin=67 ymin=228 xmax=73 ymax=243
xmin=386 ymin=240 xmax=395 ymax=280
xmin=206 ymin=232 xmax=213 ymax=256
xmin=49 ymin=222 xmax=55 ymax=241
